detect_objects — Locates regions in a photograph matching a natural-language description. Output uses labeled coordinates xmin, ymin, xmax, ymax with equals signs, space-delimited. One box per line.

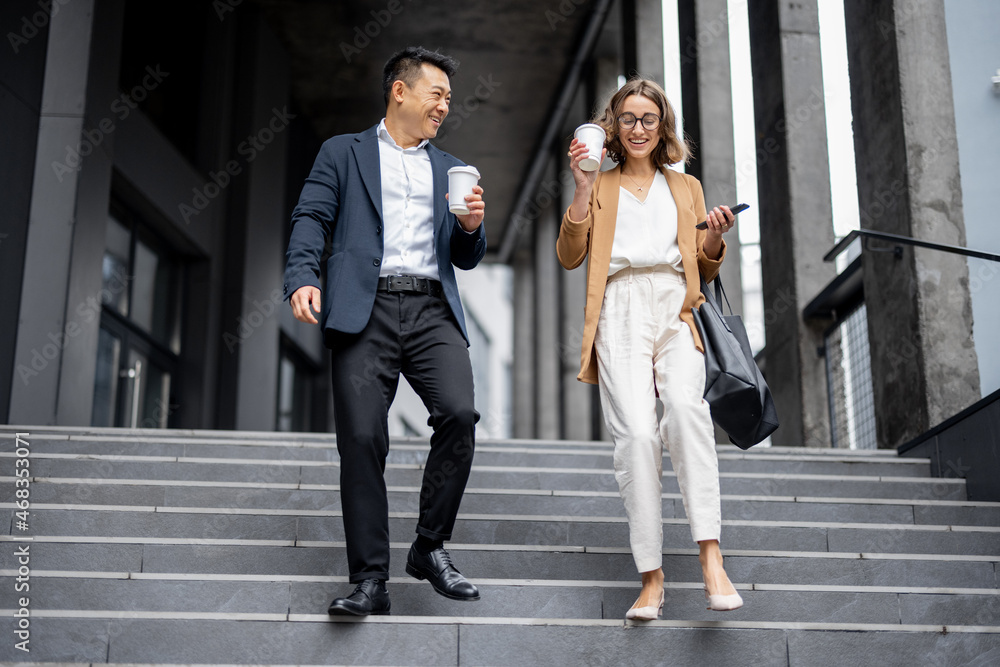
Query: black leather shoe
xmin=405 ymin=543 xmax=480 ymax=601
xmin=327 ymin=579 xmax=390 ymax=616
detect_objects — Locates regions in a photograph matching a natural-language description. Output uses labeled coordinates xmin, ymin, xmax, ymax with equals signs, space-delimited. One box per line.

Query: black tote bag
xmin=691 ymin=275 xmax=779 ymax=449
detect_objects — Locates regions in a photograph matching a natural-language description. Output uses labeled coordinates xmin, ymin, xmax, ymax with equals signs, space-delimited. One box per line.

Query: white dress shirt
xmin=608 ymin=171 xmax=683 ymax=276
xmin=376 ymin=119 xmax=439 ymax=280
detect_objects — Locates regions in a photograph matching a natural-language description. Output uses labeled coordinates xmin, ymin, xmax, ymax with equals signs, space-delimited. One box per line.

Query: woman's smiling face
xmin=618 ymin=94 xmax=661 ymax=164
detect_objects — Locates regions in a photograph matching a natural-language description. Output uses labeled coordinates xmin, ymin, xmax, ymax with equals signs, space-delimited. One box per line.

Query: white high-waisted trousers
xmin=594 ymin=264 xmax=722 ymax=573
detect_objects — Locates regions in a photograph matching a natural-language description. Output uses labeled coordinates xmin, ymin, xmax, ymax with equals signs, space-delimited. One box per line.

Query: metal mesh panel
xmin=826 ymin=304 xmax=878 ymax=449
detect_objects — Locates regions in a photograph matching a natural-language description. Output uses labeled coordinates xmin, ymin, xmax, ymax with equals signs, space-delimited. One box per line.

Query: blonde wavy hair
xmin=595 ymin=78 xmax=689 ymax=167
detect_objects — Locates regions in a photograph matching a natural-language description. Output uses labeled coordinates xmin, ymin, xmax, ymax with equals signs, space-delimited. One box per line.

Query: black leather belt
xmin=377 ymin=275 xmax=444 ymax=298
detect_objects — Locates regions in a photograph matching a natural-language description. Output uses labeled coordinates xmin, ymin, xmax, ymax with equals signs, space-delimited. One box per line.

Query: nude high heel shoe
xmin=704 ymin=587 xmax=743 ymax=611
xmin=625 ymin=589 xmax=664 ymax=621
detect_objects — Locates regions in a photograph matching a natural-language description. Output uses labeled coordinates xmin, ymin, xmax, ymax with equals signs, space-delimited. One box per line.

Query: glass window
xmin=103 ymin=215 xmax=131 ymax=316
xmin=131 ymin=234 xmax=182 ymax=352
xmin=102 ymin=210 xmax=183 ymax=354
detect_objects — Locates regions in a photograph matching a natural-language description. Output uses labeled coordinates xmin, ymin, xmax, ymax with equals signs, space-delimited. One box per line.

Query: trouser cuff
xmin=416 ymin=525 xmax=451 ymax=541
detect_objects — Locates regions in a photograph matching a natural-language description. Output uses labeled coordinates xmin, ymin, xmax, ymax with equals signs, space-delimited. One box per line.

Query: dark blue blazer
xmin=283 ymin=124 xmax=487 ymax=345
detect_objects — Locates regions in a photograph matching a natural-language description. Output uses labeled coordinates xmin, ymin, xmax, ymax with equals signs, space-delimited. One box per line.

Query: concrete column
xmin=559 ymin=168 xmax=594 ymax=442
xmin=843 ymin=0 xmax=980 ymax=447
xmin=512 ymin=242 xmax=536 ymax=439
xmin=695 ymin=0 xmax=742 ymax=315
xmin=55 ymin=0 xmax=124 ymax=425
xmin=231 ymin=18 xmax=290 ymax=431
xmin=0 ymin=0 xmax=50 ymax=423
xmin=9 ymin=0 xmax=125 ymax=425
xmin=534 ymin=160 xmax=562 ymax=440
xmin=748 ymin=0 xmax=836 ymax=447
xmin=636 ymin=0 xmax=666 ymax=83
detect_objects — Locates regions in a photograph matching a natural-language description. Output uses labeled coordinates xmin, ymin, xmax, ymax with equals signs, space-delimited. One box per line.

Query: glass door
xmin=91 ymin=204 xmax=183 ymax=429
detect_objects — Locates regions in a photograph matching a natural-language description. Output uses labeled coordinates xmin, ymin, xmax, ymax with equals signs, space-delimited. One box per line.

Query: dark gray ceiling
xmin=253 ymin=0 xmax=606 ymax=257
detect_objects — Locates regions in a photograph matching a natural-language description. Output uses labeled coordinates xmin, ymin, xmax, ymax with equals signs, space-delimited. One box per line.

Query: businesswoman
xmin=557 ymin=78 xmax=742 ymax=620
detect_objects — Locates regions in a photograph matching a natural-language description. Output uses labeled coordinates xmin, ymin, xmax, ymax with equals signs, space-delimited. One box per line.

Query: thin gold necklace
xmin=623 ymin=169 xmax=656 ymax=192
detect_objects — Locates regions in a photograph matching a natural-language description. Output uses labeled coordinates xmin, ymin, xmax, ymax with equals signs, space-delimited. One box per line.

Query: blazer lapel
xmin=352 ymin=125 xmax=383 ymax=223
xmin=589 ymin=166 xmax=621 ymax=280
xmin=426 ymin=144 xmax=448 ymax=236
xmin=664 ymin=167 xmax=696 ymax=263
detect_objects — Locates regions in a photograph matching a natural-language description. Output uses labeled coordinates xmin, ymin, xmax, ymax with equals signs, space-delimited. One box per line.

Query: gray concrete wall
xmin=844 ymin=0 xmax=980 ymax=447
xmin=747 ymin=0 xmax=836 ymax=447
xmin=943 ymin=0 xmax=1000 ymax=398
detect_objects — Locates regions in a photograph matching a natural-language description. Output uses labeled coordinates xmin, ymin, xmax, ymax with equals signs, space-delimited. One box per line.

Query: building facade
xmin=2 ymin=0 xmax=995 ymax=451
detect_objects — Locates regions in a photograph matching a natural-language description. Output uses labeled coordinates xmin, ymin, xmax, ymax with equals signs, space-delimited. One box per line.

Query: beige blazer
xmin=556 ymin=165 xmax=726 ymax=385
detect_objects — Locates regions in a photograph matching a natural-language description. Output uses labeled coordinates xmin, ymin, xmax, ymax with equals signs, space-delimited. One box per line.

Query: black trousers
xmin=329 ymin=290 xmax=478 ymax=583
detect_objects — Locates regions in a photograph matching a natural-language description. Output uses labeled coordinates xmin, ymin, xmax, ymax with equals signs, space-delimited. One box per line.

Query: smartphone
xmin=696 ymin=203 xmax=749 ymax=230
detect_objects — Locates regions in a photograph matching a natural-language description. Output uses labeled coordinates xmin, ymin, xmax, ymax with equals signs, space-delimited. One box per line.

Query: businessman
xmin=283 ymin=47 xmax=486 ymax=616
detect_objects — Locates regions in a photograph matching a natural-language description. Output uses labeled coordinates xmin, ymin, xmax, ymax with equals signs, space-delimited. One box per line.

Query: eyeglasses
xmin=617 ymin=112 xmax=661 ymax=130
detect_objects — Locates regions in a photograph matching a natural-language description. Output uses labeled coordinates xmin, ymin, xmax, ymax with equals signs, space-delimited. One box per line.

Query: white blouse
xmin=608 ymin=171 xmax=683 ymax=276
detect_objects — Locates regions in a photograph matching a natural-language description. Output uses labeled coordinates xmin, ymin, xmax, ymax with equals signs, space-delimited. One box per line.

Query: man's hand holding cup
xmin=447 ymin=165 xmax=485 ymax=232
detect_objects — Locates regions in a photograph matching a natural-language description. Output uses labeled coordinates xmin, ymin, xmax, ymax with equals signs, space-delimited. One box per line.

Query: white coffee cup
xmin=574 ymin=123 xmax=606 ymax=172
xmin=447 ymin=165 xmax=481 ymax=215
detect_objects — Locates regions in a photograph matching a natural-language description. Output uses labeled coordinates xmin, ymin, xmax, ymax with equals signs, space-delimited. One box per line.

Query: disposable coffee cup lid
xmin=447 ymin=165 xmax=481 ymax=178
xmin=575 ymin=123 xmax=605 ymax=137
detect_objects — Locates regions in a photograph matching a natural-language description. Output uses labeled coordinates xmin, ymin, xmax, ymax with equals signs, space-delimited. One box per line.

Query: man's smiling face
xmin=398 ymin=63 xmax=451 ymax=141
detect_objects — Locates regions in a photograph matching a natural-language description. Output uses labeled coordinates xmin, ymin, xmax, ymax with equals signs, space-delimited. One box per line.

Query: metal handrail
xmin=824 ymin=229 xmax=1000 ymax=264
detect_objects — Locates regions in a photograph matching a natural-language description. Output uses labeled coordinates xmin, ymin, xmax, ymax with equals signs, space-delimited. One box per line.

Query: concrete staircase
xmin=2 ymin=425 xmax=999 ymax=665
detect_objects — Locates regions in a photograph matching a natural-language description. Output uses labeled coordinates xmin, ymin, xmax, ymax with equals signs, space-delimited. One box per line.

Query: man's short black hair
xmin=382 ymin=47 xmax=458 ymax=105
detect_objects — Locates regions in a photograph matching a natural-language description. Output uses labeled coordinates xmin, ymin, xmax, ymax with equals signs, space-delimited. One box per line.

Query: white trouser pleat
xmin=594 ymin=265 xmax=722 ymax=573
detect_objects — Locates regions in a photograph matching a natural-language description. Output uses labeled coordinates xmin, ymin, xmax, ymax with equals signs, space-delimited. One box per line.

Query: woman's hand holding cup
xmin=568 ymin=138 xmax=605 ymax=191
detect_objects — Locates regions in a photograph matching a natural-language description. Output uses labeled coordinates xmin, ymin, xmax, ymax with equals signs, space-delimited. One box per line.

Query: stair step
xmin=2 ymin=426 xmax=995 ymax=666
xmin=4 ymin=571 xmax=998 ymax=625
xmin=6 ymin=539 xmax=995 ymax=589
xmin=7 ymin=479 xmax=999 ymax=525
xmin=10 ymin=439 xmax=930 ymax=476
xmin=5 ymin=426 xmax=933 ymax=454
xmin=10 ymin=615 xmax=1000 ymax=665
xmin=13 ymin=507 xmax=999 ymax=555
xmin=13 ymin=456 xmax=966 ymax=500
